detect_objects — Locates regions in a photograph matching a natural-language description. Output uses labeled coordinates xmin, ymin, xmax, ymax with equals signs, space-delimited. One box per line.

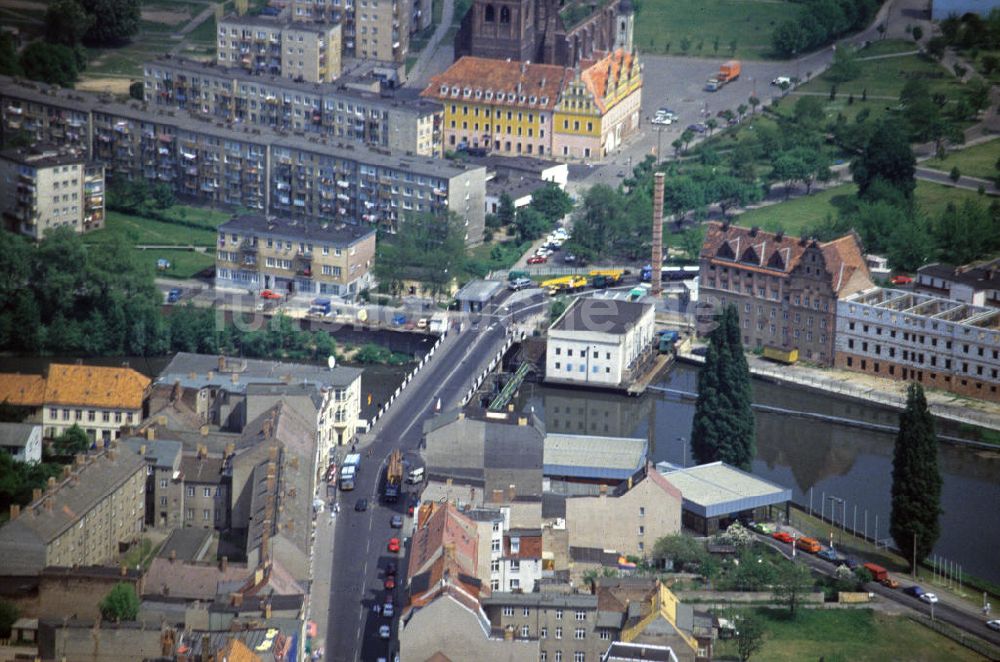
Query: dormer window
xmin=529 ymin=95 xmax=537 ymax=104
xmin=451 ymin=86 xmax=460 ymax=96
xmin=541 ymin=96 xmax=548 ymax=105
xmin=439 ymin=85 xmax=448 ymax=94
xmin=485 ymin=90 xmax=493 ymax=100
xmin=519 ymin=95 xmax=526 ymax=103
xmin=475 ymin=89 xmax=482 ymax=98
xmin=463 ymin=87 xmax=472 ymax=97
xmin=496 ymin=92 xmax=505 ymax=101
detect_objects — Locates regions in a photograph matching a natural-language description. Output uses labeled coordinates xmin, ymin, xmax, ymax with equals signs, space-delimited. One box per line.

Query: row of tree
xmin=772 ymin=0 xmax=882 ymax=57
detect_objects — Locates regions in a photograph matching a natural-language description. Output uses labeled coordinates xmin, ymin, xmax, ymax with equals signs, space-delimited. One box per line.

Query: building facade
xmin=915 ymin=261 xmax=1000 ymax=308
xmin=455 ymin=0 xmax=634 ymax=68
xmin=144 ymin=58 xmax=442 ymax=156
xmin=552 ymin=48 xmax=641 ymax=160
xmin=217 ymin=15 xmax=342 ymax=83
xmin=289 ymin=0 xmax=410 ymax=63
xmin=698 ymin=222 xmax=873 ymax=364
xmin=836 ymin=287 xmax=1000 ymax=402
xmin=0 ymin=144 xmax=104 ymax=240
xmin=215 ymin=214 xmax=376 ymax=297
xmin=0 ymin=423 xmax=43 ymax=463
xmin=0 ymin=447 xmax=146 ymax=575
xmin=546 ymin=297 xmax=655 ymax=388
xmin=0 ymin=77 xmax=485 ymax=243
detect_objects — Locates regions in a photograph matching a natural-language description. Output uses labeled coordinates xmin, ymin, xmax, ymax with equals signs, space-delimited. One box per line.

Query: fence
xmin=461 ymin=328 xmax=524 ymax=407
xmin=367 ymin=330 xmax=447 ymax=430
xmin=907 ymin=614 xmax=1000 ymax=660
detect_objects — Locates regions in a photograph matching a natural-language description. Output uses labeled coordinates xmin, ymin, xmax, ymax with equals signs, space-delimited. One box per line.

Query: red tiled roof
xmin=0 ymin=374 xmax=46 ymax=407
xmin=579 ymin=49 xmax=638 ymax=113
xmin=45 ymin=364 xmax=150 ymax=409
xmin=422 ymin=57 xmax=571 ymax=111
xmin=503 ymin=532 xmax=543 ymax=559
xmin=407 ymin=502 xmax=478 ymax=580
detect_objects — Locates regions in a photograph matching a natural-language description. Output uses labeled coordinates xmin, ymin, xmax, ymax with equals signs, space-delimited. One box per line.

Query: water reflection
xmin=515 ymin=363 xmax=1000 ymax=584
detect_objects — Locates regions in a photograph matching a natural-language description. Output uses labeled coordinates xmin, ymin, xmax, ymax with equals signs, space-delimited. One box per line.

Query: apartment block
xmin=0 ymin=77 xmax=485 ymax=242
xmin=698 ymin=221 xmax=873 ymax=365
xmin=0 ymin=447 xmax=146 ymax=575
xmin=290 ymin=0 xmax=410 ymax=63
xmin=0 ymin=88 xmax=91 ymax=152
xmin=121 ymin=437 xmax=185 ymax=530
xmin=215 ymin=213 xmax=376 ymax=297
xmin=915 ymin=260 xmax=1000 ymax=308
xmin=217 ymin=14 xmax=342 ymax=83
xmin=481 ymin=592 xmax=612 ymax=662
xmin=144 ymin=58 xmax=442 ymax=156
xmin=0 ymin=143 xmax=104 ymax=240
xmin=836 ymin=287 xmax=1000 ymax=402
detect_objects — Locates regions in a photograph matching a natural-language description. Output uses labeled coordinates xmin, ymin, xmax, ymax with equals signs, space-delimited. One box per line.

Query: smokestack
xmin=169 ymin=550 xmax=176 ymax=563
xmin=9 ymin=505 xmax=19 ymax=520
xmin=146 ymin=428 xmax=154 ymax=441
xmin=651 ymin=172 xmax=664 ymax=297
xmin=220 ymin=556 xmax=228 ymax=572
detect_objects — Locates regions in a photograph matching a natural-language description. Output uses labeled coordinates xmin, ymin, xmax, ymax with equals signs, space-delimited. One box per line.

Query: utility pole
xmin=913 ymin=532 xmax=917 ymax=578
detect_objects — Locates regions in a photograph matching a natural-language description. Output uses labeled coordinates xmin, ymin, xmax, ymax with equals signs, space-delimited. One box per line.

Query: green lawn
xmin=635 ymin=0 xmax=805 ymax=60
xmin=86 ymin=207 xmax=227 ymax=247
xmin=737 ymin=180 xmax=990 ymax=235
xmin=186 ymin=14 xmax=217 ymax=45
xmin=925 ymin=139 xmax=1000 ymax=181
xmin=857 ymin=39 xmax=920 ymax=58
xmin=714 ymin=609 xmax=986 ymax=662
xmin=143 ymin=248 xmax=216 ymax=278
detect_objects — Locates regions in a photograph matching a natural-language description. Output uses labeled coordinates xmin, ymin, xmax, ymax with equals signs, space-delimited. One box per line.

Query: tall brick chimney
xmin=651 ymin=172 xmax=665 ymax=297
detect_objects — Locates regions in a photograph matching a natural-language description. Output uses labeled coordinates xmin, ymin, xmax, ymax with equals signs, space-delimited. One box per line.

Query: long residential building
xmin=289 ymin=0 xmax=410 ymax=63
xmin=0 ymin=77 xmax=486 ymax=243
xmin=215 ymin=213 xmax=376 ymax=297
xmin=144 ymin=57 xmax=442 ymax=156
xmin=0 ymin=142 xmax=104 ymax=240
xmin=836 ymin=287 xmax=1000 ymax=402
xmin=698 ymin=222 xmax=873 ymax=365
xmin=421 ymin=49 xmax=642 ymax=161
xmin=216 ymin=14 xmax=342 ymax=83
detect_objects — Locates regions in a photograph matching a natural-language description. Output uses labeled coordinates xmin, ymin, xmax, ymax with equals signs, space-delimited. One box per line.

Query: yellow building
xmin=422 ymin=57 xmax=572 ymax=158
xmin=553 ymin=48 xmax=642 ymax=161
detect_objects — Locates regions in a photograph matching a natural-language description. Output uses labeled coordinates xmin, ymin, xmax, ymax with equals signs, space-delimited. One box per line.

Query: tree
xmin=99 ymin=582 xmax=139 ymax=622
xmin=851 ymin=120 xmax=916 ymax=201
xmin=705 ymin=118 xmax=718 ymax=136
xmin=828 ymin=46 xmax=861 ymax=82
xmin=949 ymin=166 xmax=961 ymax=183
xmin=772 ymin=562 xmax=814 ymax=617
xmin=496 ymin=192 xmax=515 ymax=226
xmin=890 ymin=383 xmax=942 ymax=571
xmin=772 ymin=20 xmax=808 ymax=57
xmin=652 ymin=534 xmax=707 ymax=570
xmin=529 ymin=183 xmax=573 ymax=224
xmin=513 ymin=206 xmax=547 ymax=242
xmin=680 ymin=129 xmax=695 ymax=153
xmin=912 ymin=25 xmax=923 ymax=41
xmin=0 ymin=599 xmax=17 ymax=639
xmin=0 ymin=33 xmax=20 ymax=77
xmin=676 ymin=225 xmax=705 ymax=262
xmin=151 ymin=182 xmax=175 ymax=209
xmin=81 ymin=0 xmax=140 ymax=45
xmin=45 ymin=0 xmax=93 ymax=46
xmin=748 ymin=96 xmax=760 ymax=114
xmin=54 ymin=424 xmax=90 ymax=455
xmin=19 ymin=42 xmax=78 ymax=86
xmin=129 ymin=81 xmax=144 ymax=100
xmin=690 ymin=304 xmax=755 ymax=470
xmin=964 ymin=79 xmax=991 ymax=114
xmin=549 ymin=298 xmax=567 ymax=321
xmin=734 ymin=611 xmax=765 ymax=662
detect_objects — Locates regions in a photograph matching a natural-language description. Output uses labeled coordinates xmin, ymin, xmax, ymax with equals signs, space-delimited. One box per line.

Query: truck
xmin=795 ymin=536 xmax=822 ymax=553
xmin=339 ymin=465 xmax=357 ymax=491
xmin=657 ymin=329 xmax=680 ymax=354
xmin=861 ymin=562 xmax=898 ymax=587
xmin=540 ymin=275 xmax=587 ymax=295
xmin=763 ymin=346 xmax=799 ymax=365
xmin=589 ymin=269 xmax=623 ymax=288
xmin=343 ymin=453 xmax=362 ymax=472
xmin=428 ymin=312 xmax=448 ymax=334
xmin=384 ymin=449 xmax=404 ymax=502
xmin=705 ymin=60 xmax=741 ymax=92
xmin=309 ymin=297 xmax=333 ymax=317
xmin=640 ymin=265 xmax=699 ymax=282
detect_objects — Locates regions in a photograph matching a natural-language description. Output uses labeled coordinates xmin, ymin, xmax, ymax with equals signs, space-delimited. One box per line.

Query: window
xmin=521 ymin=625 xmax=530 ymax=637
xmin=575 ymin=611 xmax=586 ymax=621
xmin=574 ymin=654 xmax=585 ymax=662
xmin=541 ymin=653 xmax=547 ymax=662
xmin=491 ymin=559 xmax=500 ymax=572
xmin=541 ymin=627 xmax=548 ymax=639
xmin=574 ymin=628 xmax=585 ymax=639
xmin=203 ymin=487 xmax=212 ymax=497
xmin=600 ymin=630 xmax=610 ymax=640
xmin=524 ymin=607 xmax=530 ymax=616
xmin=160 ymin=496 xmax=167 ymax=506
xmin=555 ymin=653 xmax=562 ymax=662
xmin=639 ymin=506 xmax=645 ymax=517
xmin=159 ymin=479 xmax=168 ymax=488
xmin=503 ymin=606 xmax=514 ymax=616
xmin=186 ymin=508 xmax=194 ymax=520
xmin=555 ymin=627 xmax=563 ymax=639
xmin=203 ymin=509 xmax=211 ymax=521
xmin=186 ymin=486 xmax=195 ymax=497
xmin=556 ymin=610 xmax=563 ymax=620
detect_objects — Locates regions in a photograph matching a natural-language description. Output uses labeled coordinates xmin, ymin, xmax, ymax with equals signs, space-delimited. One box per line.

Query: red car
xmin=890 ymin=275 xmax=913 ymax=285
xmin=527 ymin=256 xmax=547 ymax=264
xmin=260 ymin=289 xmax=282 ymax=299
xmin=388 ymin=537 xmax=401 ymax=553
xmin=772 ymin=531 xmax=794 ymax=544
xmin=384 ymin=577 xmax=396 ymax=590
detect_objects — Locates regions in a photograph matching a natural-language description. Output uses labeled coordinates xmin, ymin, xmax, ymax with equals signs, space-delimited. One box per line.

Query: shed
xmin=544 ymin=434 xmax=647 ymax=483
xmin=454 ymin=279 xmax=503 ymax=313
xmin=657 ymin=461 xmax=792 ymax=535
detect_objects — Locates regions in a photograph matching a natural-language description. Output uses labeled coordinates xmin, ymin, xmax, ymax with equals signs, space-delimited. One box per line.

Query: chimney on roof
xmin=218 ymin=356 xmax=226 ymax=371
xmin=140 ymin=444 xmax=147 ymax=455
xmin=264 ymin=599 xmax=272 ymax=619
xmin=158 ymin=415 xmax=167 ymax=426
xmin=31 ymin=487 xmax=41 ymax=502
xmin=775 ymin=230 xmax=784 ymax=242
xmin=44 ymin=497 xmax=52 ymax=511
xmin=201 ymin=634 xmax=212 ymax=662
xmin=47 ymin=476 xmax=57 ymax=489
xmin=231 ymin=371 xmax=239 ymax=384
xmin=517 ymin=416 xmax=527 ymax=426
xmin=61 ymin=465 xmax=70 ymax=479
xmin=220 ymin=556 xmax=228 ymax=572
xmin=169 ymin=550 xmax=176 ymax=563
xmin=232 ymin=592 xmax=243 ymax=608
xmin=506 ymin=484 xmax=516 ymax=501
xmin=120 ymin=564 xmax=127 ymax=577
xmin=9 ymin=505 xmax=19 ymax=520
xmin=254 ymin=567 xmax=264 ymax=586
xmin=207 ymin=370 xmax=214 ymax=381
xmin=599 ymin=483 xmax=608 ymax=496
xmin=171 ymin=380 xmax=182 ymax=403
xmin=200 ymin=425 xmax=209 ymax=438
xmin=721 ymin=220 xmax=730 ymax=231
xmin=146 ymin=427 xmax=154 ymax=441
xmin=74 ymin=454 xmax=84 ymax=466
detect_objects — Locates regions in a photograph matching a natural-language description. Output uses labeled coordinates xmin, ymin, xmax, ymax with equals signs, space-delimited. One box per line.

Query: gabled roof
xmin=408 ymin=502 xmax=478 ymax=580
xmin=422 ymin=57 xmax=571 ymax=111
xmin=44 ymin=364 xmax=150 ymax=409
xmin=0 ymin=374 xmax=46 ymax=407
xmin=578 ymin=49 xmax=639 ymax=113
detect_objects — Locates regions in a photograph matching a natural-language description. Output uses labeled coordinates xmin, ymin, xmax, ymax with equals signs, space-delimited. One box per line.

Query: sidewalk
xmin=306 ymin=498 xmax=339 ymax=660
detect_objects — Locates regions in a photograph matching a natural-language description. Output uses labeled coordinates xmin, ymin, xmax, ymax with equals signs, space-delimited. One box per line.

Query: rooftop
xmin=462 ymin=153 xmax=566 ymax=176
xmin=455 ymin=279 xmax=503 ymax=303
xmin=550 ymin=297 xmax=652 ymax=335
xmin=603 ymin=642 xmax=679 ymax=662
xmin=843 ymin=287 xmax=1000 ymax=330
xmin=0 ymin=422 xmax=39 ymax=450
xmin=143 ymin=556 xmax=249 ymax=601
xmin=157 ymin=527 xmax=214 ymax=562
xmin=422 ymin=56 xmax=572 ymax=111
xmin=486 ymin=174 xmax=550 ymax=201
xmin=120 ymin=437 xmax=183 ymax=469
xmin=658 ymin=461 xmax=792 ymax=518
xmin=481 ymin=592 xmax=596 ymax=609
xmin=543 ymin=434 xmax=647 ymax=480
xmin=180 ymin=454 xmax=227 ymax=484
xmin=156 ymin=352 xmax=361 ymax=394
xmin=918 ymin=260 xmax=1000 ymax=291
xmin=43 ymin=363 xmax=150 ymax=410
xmin=0 ymin=143 xmax=87 ymax=168
xmin=577 ymin=48 xmax=640 ymax=113
xmin=0 ymin=373 xmax=45 ymax=407
xmin=219 ymin=214 xmax=376 ymax=246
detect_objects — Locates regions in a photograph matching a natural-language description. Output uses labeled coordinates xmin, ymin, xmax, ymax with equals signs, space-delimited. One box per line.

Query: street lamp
xmin=826 ymin=496 xmax=845 ymax=547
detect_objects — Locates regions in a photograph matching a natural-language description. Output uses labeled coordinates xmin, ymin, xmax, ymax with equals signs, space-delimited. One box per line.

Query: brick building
xmin=698 ymin=221 xmax=873 ymax=364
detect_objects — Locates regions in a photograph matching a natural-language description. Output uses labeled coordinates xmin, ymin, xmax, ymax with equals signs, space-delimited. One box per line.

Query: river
xmin=513 ymin=362 xmax=1000 ymax=585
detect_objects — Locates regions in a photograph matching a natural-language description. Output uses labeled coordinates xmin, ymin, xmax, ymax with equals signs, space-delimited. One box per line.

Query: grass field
xmin=737 ymin=180 xmax=990 ymax=235
xmin=86 ymin=206 xmax=228 ymax=247
xmin=714 ymin=608 xmax=986 ymax=662
xmin=925 ymin=140 xmax=1000 ymax=181
xmin=142 ymin=248 xmax=215 ymax=278
xmin=634 ymin=0 xmax=804 ymax=60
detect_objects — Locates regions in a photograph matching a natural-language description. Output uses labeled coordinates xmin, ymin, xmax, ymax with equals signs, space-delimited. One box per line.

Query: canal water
xmin=513 ymin=362 xmax=1000 ymax=585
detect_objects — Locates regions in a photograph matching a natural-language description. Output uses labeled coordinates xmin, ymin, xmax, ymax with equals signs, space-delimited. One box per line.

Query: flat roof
xmin=603 ymin=642 xmax=679 ymax=662
xmin=550 ymin=297 xmax=652 ymax=335
xmin=0 ymin=144 xmax=86 ymax=168
xmin=219 ymin=214 xmax=375 ymax=246
xmin=455 ymin=279 xmax=503 ymax=302
xmin=544 ymin=434 xmax=646 ymax=480
xmin=658 ymin=461 xmax=792 ymax=518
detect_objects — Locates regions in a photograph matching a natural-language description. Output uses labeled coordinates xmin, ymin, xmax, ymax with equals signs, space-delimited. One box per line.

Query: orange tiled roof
xmin=0 ymin=373 xmax=46 ymax=407
xmin=218 ymin=638 xmax=261 ymax=662
xmin=579 ymin=49 xmax=637 ymax=113
xmin=44 ymin=364 xmax=151 ymax=409
xmin=422 ymin=57 xmax=571 ymax=111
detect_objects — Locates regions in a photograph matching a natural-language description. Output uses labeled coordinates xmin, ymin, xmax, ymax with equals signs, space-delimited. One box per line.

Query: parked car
xmin=166 ymin=288 xmax=182 ymax=303
xmin=881 ymin=577 xmax=900 ymax=589
xmin=383 ymin=601 xmax=394 ymax=617
xmin=355 ymin=498 xmax=368 ymax=512
xmin=390 ymin=514 xmax=403 ymax=528
xmin=816 ymin=548 xmax=841 ymax=563
xmin=527 ymin=256 xmax=547 ymax=264
xmin=919 ymin=592 xmax=939 ymax=604
xmin=384 ymin=577 xmax=396 ymax=590
xmin=379 ymin=624 xmax=391 ymax=639
xmin=388 ymin=537 xmax=401 ymax=553
xmin=385 ymin=562 xmax=397 ymax=577
xmin=686 ymin=123 xmax=707 ymax=134
xmin=903 ymin=585 xmax=925 ymax=598
xmin=772 ymin=531 xmax=794 ymax=544
xmin=563 ymin=254 xmax=577 ymax=264
xmin=771 ymin=76 xmax=792 ymax=86
xmin=843 ymin=557 xmax=860 ymax=570
xmin=260 ymin=289 xmax=282 ymax=299
xmin=987 ymin=620 xmax=1000 ymax=631
xmin=891 ymin=274 xmax=913 ymax=285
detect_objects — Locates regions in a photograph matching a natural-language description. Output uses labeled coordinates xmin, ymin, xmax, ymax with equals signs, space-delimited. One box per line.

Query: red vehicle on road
xmin=388 ymin=537 xmax=401 ymax=553
xmin=384 ymin=577 xmax=396 ymax=590
xmin=772 ymin=531 xmax=794 ymax=544
xmin=260 ymin=289 xmax=282 ymax=299
xmin=527 ymin=256 xmax=547 ymax=264
xmin=890 ymin=275 xmax=913 ymax=285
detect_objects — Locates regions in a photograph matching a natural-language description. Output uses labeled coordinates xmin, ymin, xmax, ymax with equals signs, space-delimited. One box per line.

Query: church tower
xmin=614 ymin=0 xmax=634 ymax=52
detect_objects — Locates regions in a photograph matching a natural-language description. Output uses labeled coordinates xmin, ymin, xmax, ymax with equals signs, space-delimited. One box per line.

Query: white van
xmin=407 ymin=467 xmax=425 ymax=484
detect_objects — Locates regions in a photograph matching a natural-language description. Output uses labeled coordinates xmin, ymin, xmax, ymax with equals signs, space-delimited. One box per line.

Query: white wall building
xmin=545 ymin=297 xmax=655 ymax=388
xmin=0 ymin=423 xmax=42 ymax=463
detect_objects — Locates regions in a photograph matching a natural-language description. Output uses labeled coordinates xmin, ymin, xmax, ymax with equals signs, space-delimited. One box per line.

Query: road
xmin=323 ymin=290 xmax=550 ymax=662
xmin=759 ymin=533 xmax=1000 ymax=650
